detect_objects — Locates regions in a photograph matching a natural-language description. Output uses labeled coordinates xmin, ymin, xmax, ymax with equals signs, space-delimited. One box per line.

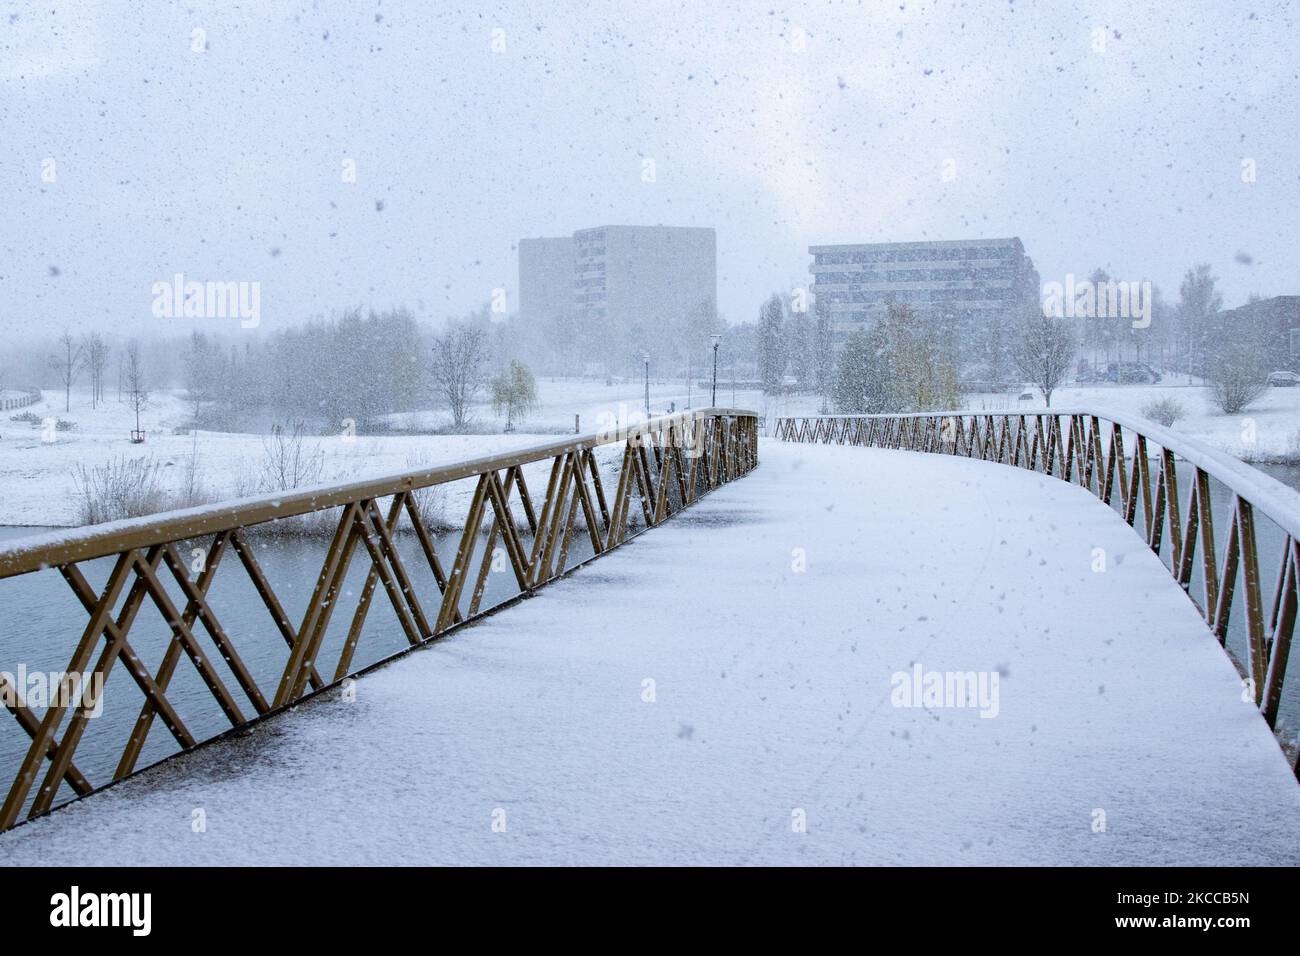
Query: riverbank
xmin=3 ymin=381 xmax=1298 ymax=528
xmin=0 ymin=386 xmax=616 ymax=527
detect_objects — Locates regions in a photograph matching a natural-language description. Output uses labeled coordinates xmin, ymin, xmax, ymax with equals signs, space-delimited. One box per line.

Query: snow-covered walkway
xmin=4 ymin=440 xmax=1299 ymax=865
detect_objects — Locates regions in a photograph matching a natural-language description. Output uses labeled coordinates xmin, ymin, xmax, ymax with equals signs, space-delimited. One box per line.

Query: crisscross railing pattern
xmin=0 ymin=408 xmax=758 ymax=831
xmin=775 ymin=410 xmax=1300 ymax=779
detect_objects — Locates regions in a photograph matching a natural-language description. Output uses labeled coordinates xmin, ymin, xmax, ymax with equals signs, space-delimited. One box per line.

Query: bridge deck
xmin=3 ymin=441 xmax=1299 ymax=865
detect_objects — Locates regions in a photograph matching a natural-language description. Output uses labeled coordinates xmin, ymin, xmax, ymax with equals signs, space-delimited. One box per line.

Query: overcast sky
xmin=2 ymin=0 xmax=1297 ymax=341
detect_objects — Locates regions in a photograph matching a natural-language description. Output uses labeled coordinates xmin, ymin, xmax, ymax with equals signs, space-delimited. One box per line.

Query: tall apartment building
xmin=808 ymin=237 xmax=1040 ymax=361
xmin=520 ymin=225 xmax=716 ymax=372
xmin=1217 ymin=295 xmax=1300 ymax=373
xmin=518 ymin=237 xmax=574 ymax=328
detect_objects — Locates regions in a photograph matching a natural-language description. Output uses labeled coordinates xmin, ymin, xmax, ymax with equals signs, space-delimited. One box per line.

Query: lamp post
xmin=643 ymin=352 xmax=650 ymax=420
xmin=710 ymin=334 xmax=721 ymax=407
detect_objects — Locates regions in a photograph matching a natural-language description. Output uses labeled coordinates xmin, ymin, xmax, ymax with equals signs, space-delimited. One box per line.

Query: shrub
xmin=1208 ymin=370 xmax=1268 ymax=415
xmin=1140 ymin=397 xmax=1186 ymax=427
xmin=1203 ymin=317 xmax=1270 ymax=414
xmin=71 ymin=457 xmax=168 ymax=525
xmin=176 ymin=436 xmax=208 ymax=509
xmin=257 ymin=422 xmax=324 ymax=493
xmin=8 ymin=412 xmax=73 ymax=431
xmin=403 ymin=450 xmax=449 ymax=532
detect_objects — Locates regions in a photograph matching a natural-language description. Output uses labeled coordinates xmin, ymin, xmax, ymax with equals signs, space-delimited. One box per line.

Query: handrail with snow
xmin=0 ymin=408 xmax=759 ymax=831
xmin=775 ymin=409 xmax=1300 ymax=780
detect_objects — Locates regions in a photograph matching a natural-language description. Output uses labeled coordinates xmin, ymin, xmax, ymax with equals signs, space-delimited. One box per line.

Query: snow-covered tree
xmin=490 ymin=360 xmax=540 ymax=432
xmin=1178 ymin=263 xmax=1223 ymax=377
xmin=1203 ymin=312 xmax=1270 ymax=414
xmin=881 ymin=303 xmax=960 ymax=411
xmin=832 ymin=324 xmax=891 ymax=413
xmin=49 ymin=330 xmax=83 ymax=412
xmin=258 ymin=422 xmax=325 ymax=492
xmin=81 ymin=333 xmax=109 ymax=409
xmin=831 ymin=303 xmax=959 ymax=413
xmin=1010 ymin=306 xmax=1076 ymax=407
xmin=813 ymin=298 xmax=835 ymax=412
xmin=785 ymin=307 xmax=813 ymax=388
xmin=432 ymin=321 xmax=489 ymax=431
xmin=182 ymin=332 xmax=223 ymax=426
xmin=124 ymin=340 xmax=148 ymax=440
xmin=758 ymin=294 xmax=785 ymax=395
xmin=1081 ymin=268 xmax=1118 ymax=367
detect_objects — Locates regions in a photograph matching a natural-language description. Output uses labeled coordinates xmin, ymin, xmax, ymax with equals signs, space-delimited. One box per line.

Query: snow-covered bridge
xmin=1 ymin=415 xmax=1298 ymax=865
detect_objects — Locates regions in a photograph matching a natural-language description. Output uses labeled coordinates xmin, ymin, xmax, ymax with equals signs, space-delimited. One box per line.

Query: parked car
xmin=1267 ymin=370 xmax=1300 ymax=387
xmin=1075 ymin=362 xmax=1161 ymax=384
xmin=1116 ymin=362 xmax=1162 ymax=384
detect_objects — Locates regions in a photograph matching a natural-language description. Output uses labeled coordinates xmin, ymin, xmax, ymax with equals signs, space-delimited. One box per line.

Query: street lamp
xmin=643 ymin=352 xmax=651 ymax=420
xmin=710 ymin=334 xmax=721 ymax=407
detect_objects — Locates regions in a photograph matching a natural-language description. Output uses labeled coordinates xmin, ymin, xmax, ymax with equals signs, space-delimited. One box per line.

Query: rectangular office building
xmin=520 ymin=225 xmax=716 ymax=371
xmin=518 ymin=237 xmax=576 ymax=327
xmin=809 ymin=237 xmax=1040 ymax=348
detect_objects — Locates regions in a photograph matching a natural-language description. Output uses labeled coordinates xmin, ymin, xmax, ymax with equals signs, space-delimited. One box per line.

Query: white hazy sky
xmin=1 ymin=0 xmax=1297 ymax=341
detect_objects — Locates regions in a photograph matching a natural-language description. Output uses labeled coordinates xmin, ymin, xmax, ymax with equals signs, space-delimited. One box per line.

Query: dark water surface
xmin=0 ymin=518 xmax=597 ymax=816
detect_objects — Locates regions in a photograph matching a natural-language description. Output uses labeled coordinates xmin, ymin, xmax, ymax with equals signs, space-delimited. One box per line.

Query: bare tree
xmin=124 ymin=340 xmax=149 ymax=441
xmin=431 ymin=322 xmax=488 ymax=431
xmin=50 ymin=330 xmax=84 ymax=412
xmin=758 ymin=294 xmax=785 ymax=395
xmin=258 ymin=422 xmax=324 ymax=491
xmin=1178 ymin=263 xmax=1222 ymax=381
xmin=1011 ymin=308 xmax=1076 ymax=407
xmin=813 ymin=298 xmax=835 ymax=413
xmin=82 ymin=333 xmax=110 ymax=409
xmin=182 ymin=332 xmax=219 ymax=426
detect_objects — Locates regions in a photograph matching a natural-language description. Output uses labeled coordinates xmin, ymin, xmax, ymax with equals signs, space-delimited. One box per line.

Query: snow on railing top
xmin=0 ymin=406 xmax=760 ymax=580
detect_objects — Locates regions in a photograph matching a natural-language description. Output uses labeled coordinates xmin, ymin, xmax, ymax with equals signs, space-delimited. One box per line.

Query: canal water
xmin=0 ymin=514 xmax=599 ymax=817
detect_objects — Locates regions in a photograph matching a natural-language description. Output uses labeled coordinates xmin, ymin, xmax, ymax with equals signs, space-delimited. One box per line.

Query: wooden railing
xmin=1 ymin=389 xmax=41 ymax=413
xmin=0 ymin=408 xmax=758 ymax=830
xmin=776 ymin=410 xmax=1300 ymax=779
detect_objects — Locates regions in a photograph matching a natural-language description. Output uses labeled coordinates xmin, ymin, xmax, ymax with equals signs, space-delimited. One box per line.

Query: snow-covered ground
xmin=4 ymin=441 xmax=1296 ymax=865
xmin=0 ymin=385 xmax=712 ymax=528
xmin=769 ymin=382 xmax=1300 ymax=463
xmin=3 ymin=379 xmax=1297 ymax=528
xmin=384 ymin=376 xmax=766 ymax=434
